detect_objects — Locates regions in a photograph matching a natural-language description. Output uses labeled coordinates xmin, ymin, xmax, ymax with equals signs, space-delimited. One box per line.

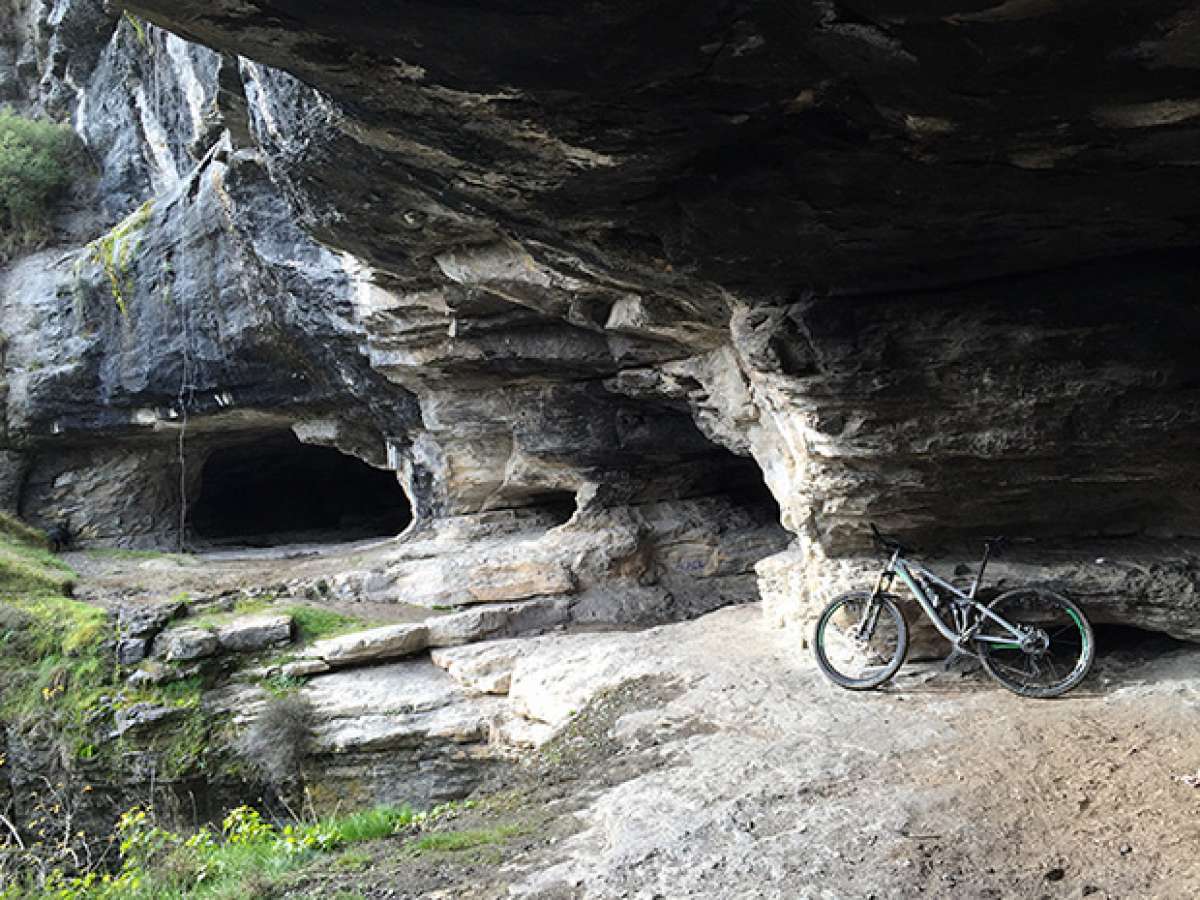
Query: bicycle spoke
xmin=1043 ymin=654 xmax=1060 ymax=682
xmin=993 ymin=658 xmax=1032 ymax=683
xmin=977 ymin=590 xmax=1092 ymax=696
xmin=815 ymin=592 xmax=907 ymax=689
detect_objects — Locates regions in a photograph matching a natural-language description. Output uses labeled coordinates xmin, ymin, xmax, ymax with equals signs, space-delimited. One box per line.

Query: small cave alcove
xmin=188 ymin=432 xmax=412 ymax=547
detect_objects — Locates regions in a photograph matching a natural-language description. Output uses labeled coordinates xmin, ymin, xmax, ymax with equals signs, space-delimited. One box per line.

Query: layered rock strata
xmin=113 ymin=0 xmax=1200 ymax=638
xmin=3 ymin=0 xmax=1200 ymax=639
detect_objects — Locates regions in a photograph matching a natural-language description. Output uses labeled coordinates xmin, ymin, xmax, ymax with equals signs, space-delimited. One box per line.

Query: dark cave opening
xmin=188 ymin=432 xmax=412 ymax=546
xmin=522 ymin=490 xmax=578 ymax=525
xmin=1091 ymin=622 xmax=1191 ymax=660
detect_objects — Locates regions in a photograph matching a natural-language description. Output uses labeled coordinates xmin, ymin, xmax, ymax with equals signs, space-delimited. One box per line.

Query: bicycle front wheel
xmin=813 ymin=591 xmax=908 ymax=690
xmin=976 ymin=588 xmax=1094 ymax=698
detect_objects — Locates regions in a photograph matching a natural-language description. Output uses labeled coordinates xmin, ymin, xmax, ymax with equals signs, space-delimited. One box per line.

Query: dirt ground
xmin=67 ymin=545 xmax=1200 ymax=899
xmin=291 ymin=608 xmax=1199 ymax=900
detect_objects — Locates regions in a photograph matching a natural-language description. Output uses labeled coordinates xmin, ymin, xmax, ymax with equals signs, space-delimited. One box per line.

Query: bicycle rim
xmin=814 ymin=592 xmax=907 ymax=690
xmin=977 ymin=589 xmax=1093 ymax=698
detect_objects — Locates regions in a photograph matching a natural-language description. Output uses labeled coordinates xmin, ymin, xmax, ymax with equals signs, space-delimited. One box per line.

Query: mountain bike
xmin=813 ymin=524 xmax=1094 ymax=698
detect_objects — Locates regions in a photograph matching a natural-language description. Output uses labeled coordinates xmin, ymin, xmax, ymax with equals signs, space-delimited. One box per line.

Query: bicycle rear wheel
xmin=976 ymin=588 xmax=1093 ymax=698
xmin=813 ymin=591 xmax=908 ymax=690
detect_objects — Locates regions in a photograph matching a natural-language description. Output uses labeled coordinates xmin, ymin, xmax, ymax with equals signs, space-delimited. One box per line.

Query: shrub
xmin=235 ymin=692 xmax=312 ymax=787
xmin=0 ymin=108 xmax=78 ymax=256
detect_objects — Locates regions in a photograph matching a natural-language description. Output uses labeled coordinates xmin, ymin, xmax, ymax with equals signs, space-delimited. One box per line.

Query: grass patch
xmin=0 ymin=510 xmax=50 ymax=548
xmin=0 ymin=519 xmax=212 ymax=780
xmin=324 ymin=805 xmax=415 ymax=843
xmin=286 ymin=604 xmax=365 ymax=643
xmin=0 ymin=544 xmax=76 ymax=594
xmin=2 ymin=803 xmax=419 ymax=900
xmin=260 ymin=672 xmax=306 ymax=697
xmin=0 ymin=517 xmax=77 ymax=596
xmin=0 ymin=108 xmax=79 ymax=257
xmin=186 ymin=596 xmax=272 ymax=630
xmin=0 ymin=529 xmax=109 ymax=760
xmin=332 ymin=849 xmax=372 ymax=871
xmin=406 ymin=825 xmax=522 ymax=855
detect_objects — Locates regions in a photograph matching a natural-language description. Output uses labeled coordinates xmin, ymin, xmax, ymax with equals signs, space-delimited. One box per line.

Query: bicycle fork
xmin=857 ymin=569 xmax=893 ymax=640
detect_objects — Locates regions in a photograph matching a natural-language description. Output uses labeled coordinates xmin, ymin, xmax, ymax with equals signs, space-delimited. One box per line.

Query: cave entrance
xmin=1091 ymin=623 xmax=1191 ymax=660
xmin=188 ymin=432 xmax=412 ymax=547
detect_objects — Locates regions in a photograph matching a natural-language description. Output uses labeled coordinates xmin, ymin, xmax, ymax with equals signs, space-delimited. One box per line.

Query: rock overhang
xmin=120 ymin=0 xmax=1200 ymax=293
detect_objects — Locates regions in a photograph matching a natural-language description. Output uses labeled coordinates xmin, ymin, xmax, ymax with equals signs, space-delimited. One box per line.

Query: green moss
xmin=0 ymin=516 xmax=216 ymax=780
xmin=0 ymin=549 xmax=113 ymax=759
xmin=0 ymin=109 xmax=79 ymax=256
xmin=286 ymin=604 xmax=365 ymax=643
xmin=0 ymin=510 xmax=50 ymax=548
xmin=155 ymin=709 xmax=210 ymax=779
xmin=186 ymin=597 xmax=273 ymax=631
xmin=0 ymin=515 xmax=76 ymax=598
xmin=123 ymin=11 xmax=151 ymax=51
xmin=81 ymin=199 xmax=154 ymax=314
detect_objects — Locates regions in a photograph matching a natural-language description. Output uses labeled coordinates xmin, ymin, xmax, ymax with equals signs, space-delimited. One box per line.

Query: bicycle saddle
xmin=870 ymin=522 xmax=913 ymax=554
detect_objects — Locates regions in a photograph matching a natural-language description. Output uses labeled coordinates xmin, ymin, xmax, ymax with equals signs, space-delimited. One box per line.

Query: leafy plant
xmin=0 ymin=108 xmax=78 ymax=256
xmin=0 ymin=803 xmax=419 ymax=900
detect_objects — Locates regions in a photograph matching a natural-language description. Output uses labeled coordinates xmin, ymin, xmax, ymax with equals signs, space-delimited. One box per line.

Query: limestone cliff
xmin=3 ymin=0 xmax=1200 ymax=638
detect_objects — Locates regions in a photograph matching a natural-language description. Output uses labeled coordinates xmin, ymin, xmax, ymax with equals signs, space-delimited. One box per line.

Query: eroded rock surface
xmin=71 ymin=0 xmax=1200 ymax=640
xmin=1 ymin=0 xmax=1199 ymax=729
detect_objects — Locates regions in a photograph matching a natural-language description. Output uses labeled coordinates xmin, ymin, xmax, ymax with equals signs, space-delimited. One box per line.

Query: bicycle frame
xmin=870 ymin=547 xmax=1026 ymax=649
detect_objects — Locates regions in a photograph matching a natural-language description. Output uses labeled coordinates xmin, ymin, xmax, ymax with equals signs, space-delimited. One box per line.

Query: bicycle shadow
xmin=878 ymin=634 xmax=1199 ymax=699
xmin=883 ymin=660 xmax=996 ymax=696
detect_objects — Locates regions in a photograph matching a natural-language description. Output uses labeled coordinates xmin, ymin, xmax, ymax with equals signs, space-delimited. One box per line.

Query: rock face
xmin=3 ymin=1 xmax=1200 ymax=639
xmin=152 ymin=625 xmax=219 ymax=662
xmin=214 ymin=613 xmax=292 ymax=652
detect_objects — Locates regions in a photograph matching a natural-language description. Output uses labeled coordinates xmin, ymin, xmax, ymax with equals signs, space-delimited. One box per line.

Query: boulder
xmin=305 ymin=623 xmax=431 ymax=668
xmin=215 ymin=613 xmax=293 ymax=652
xmin=114 ymin=702 xmax=185 ymax=736
xmin=118 ymin=600 xmax=186 ymax=638
xmin=152 ymin=626 xmax=218 ymax=662
xmin=116 ymin=637 xmax=150 ymax=666
xmin=281 ymin=659 xmax=331 ymax=678
xmin=127 ymin=660 xmax=172 ymax=687
xmin=303 ymin=660 xmax=504 ymax=753
xmin=431 ymin=643 xmax=522 ymax=695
